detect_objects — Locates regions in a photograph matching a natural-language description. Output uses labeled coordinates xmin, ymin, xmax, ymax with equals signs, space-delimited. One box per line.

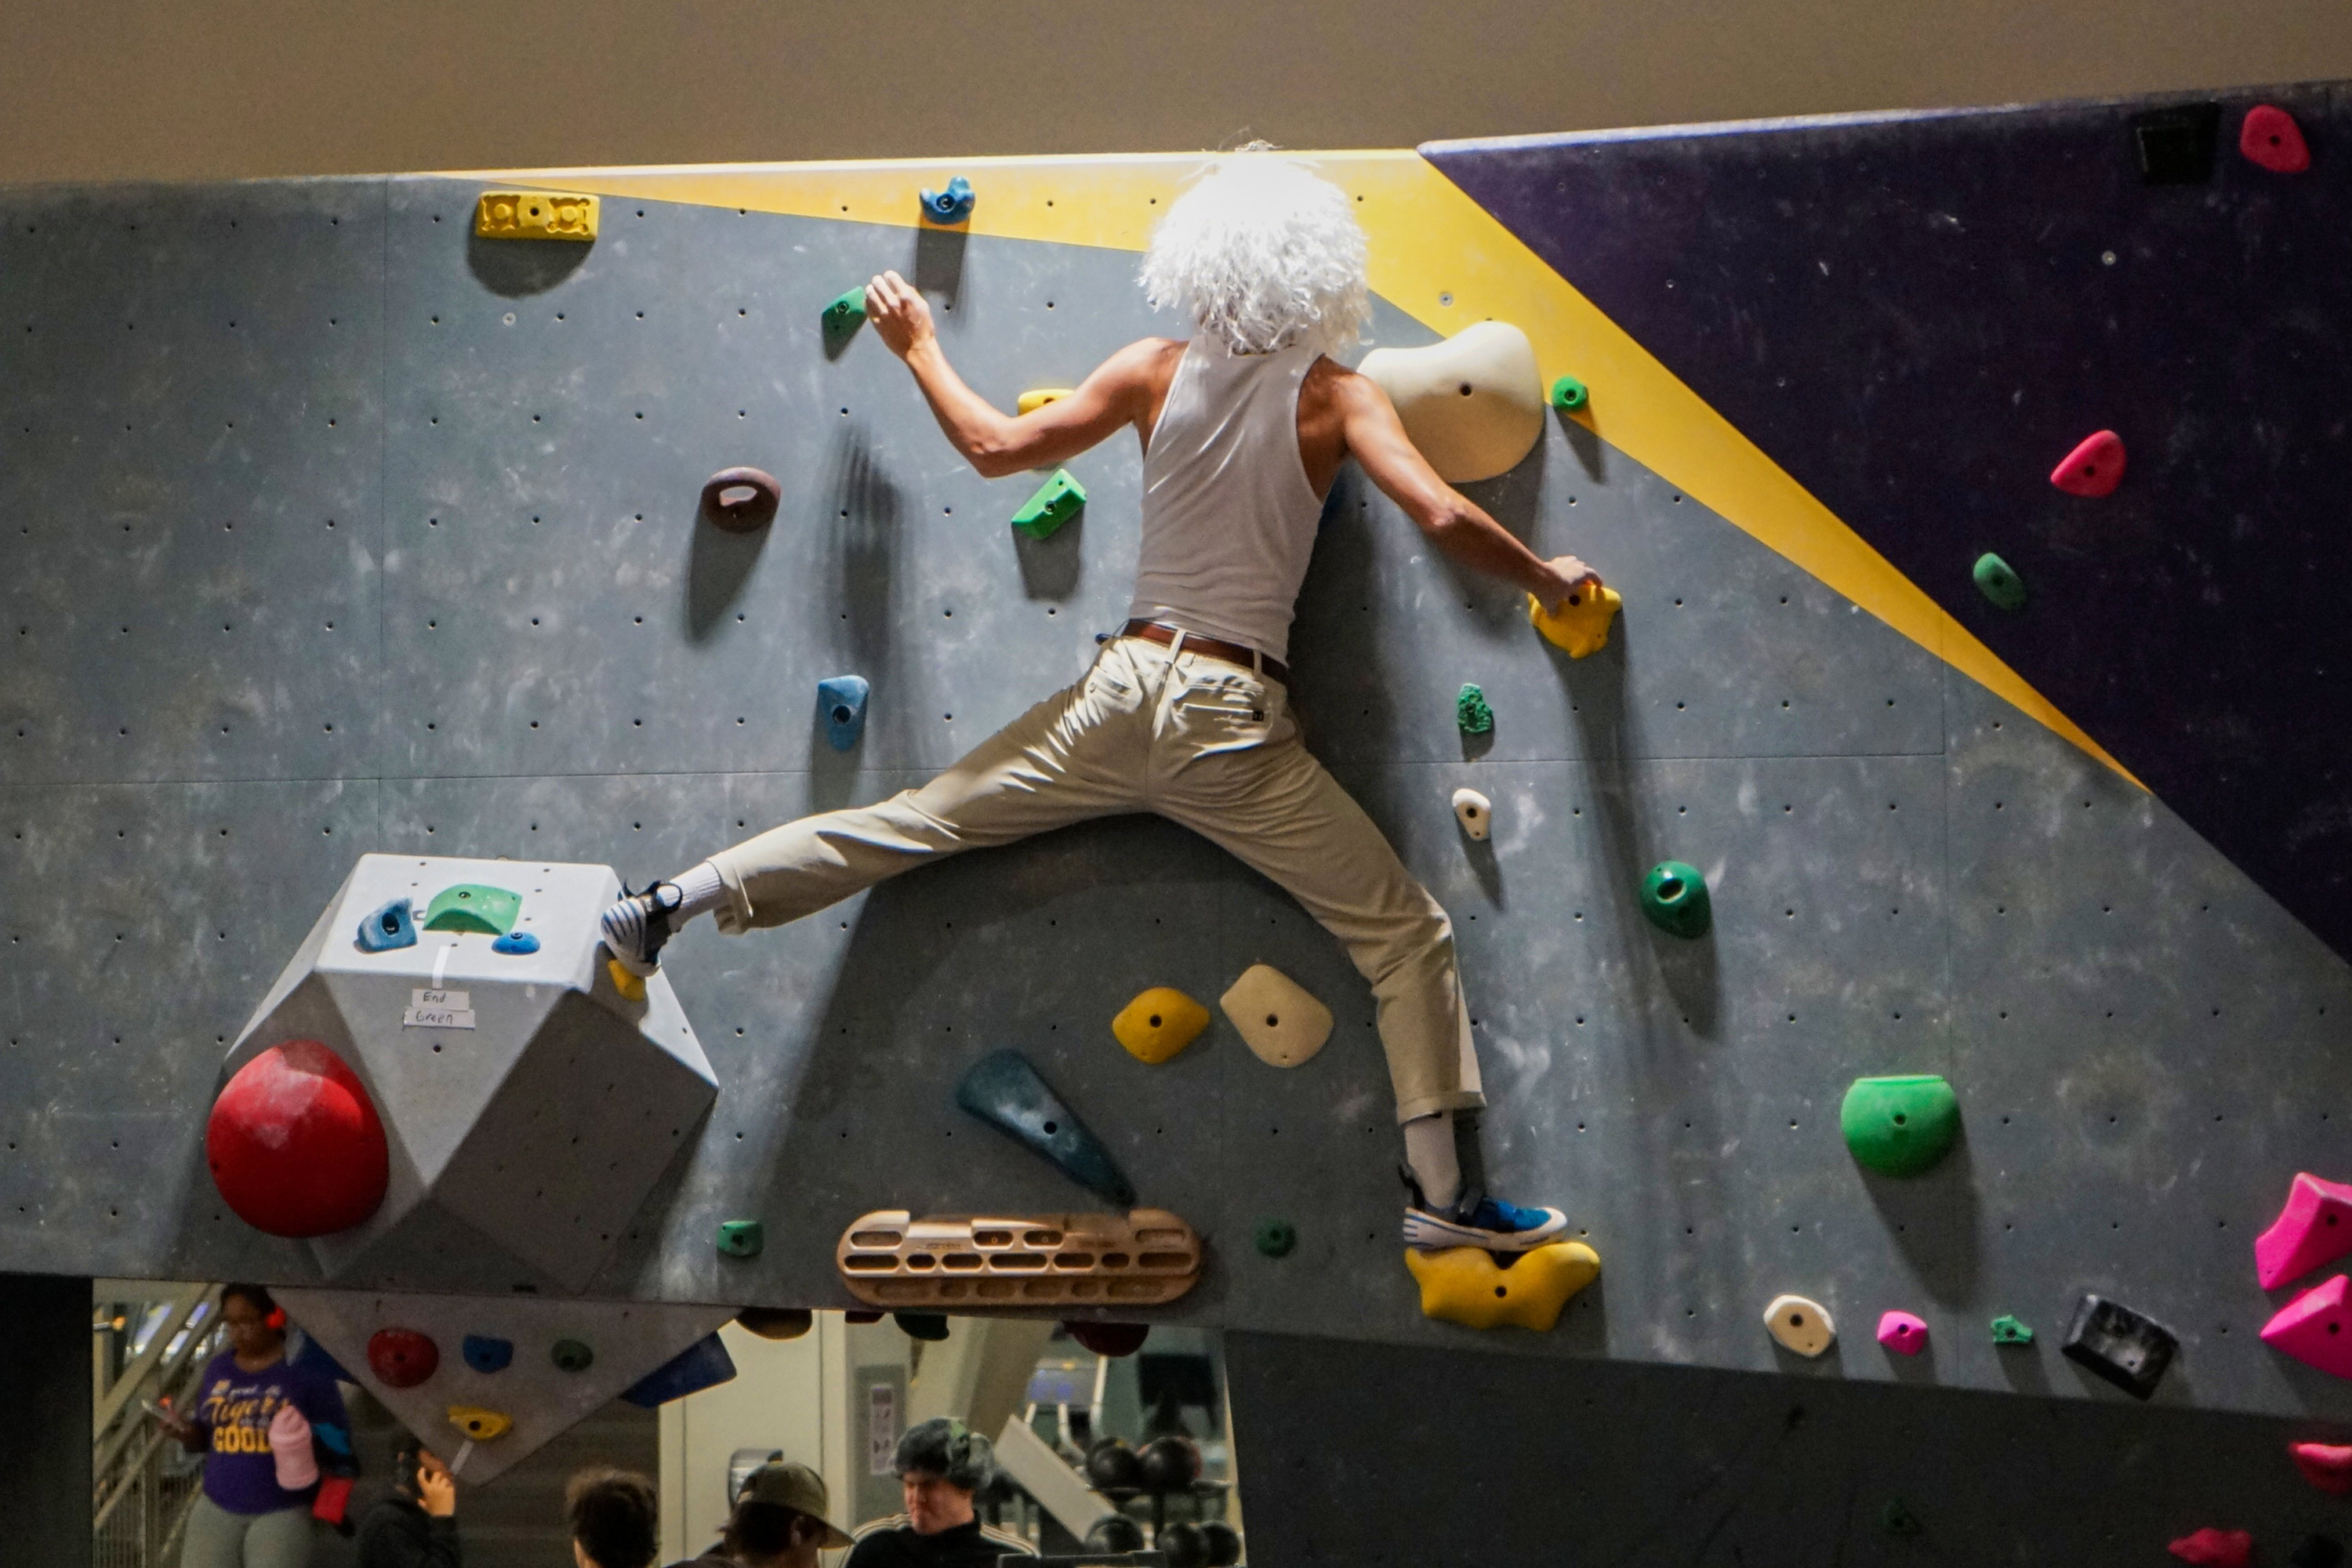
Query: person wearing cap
xmin=669 ymin=1461 xmax=852 ymax=1568
xmin=844 ymin=1420 xmax=1035 ymax=1568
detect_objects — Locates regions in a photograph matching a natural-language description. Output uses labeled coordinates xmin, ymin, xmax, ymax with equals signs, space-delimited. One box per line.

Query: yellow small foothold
xmin=446 ymin=1405 xmax=512 ymax=1442
xmin=1405 ymin=1241 xmax=1600 ymax=1331
xmin=1018 ymin=388 xmax=1076 ymax=415
xmin=1529 ymin=583 xmax=1621 ymax=659
xmin=474 ymin=191 xmax=598 ymax=241
xmin=606 ymin=957 xmax=648 ymax=1002
xmin=1111 ymin=987 xmax=1210 ymax=1064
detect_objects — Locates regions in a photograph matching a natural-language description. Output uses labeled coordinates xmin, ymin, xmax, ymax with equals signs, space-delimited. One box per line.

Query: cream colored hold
xmin=1763 ymin=1294 xmax=1836 ymax=1357
xmin=1357 ymin=321 xmax=1545 ymax=483
xmin=1451 ymin=788 xmax=1492 ymax=841
xmin=1219 ymin=963 xmax=1334 ymax=1068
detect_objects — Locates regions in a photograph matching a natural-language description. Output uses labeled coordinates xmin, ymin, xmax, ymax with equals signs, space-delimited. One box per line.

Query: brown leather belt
xmin=1120 ymin=619 xmax=1290 ymax=686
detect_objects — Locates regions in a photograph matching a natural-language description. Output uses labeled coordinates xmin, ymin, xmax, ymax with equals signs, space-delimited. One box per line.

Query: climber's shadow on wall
xmin=466 ymin=233 xmax=591 ymax=297
xmin=815 ymin=430 xmax=908 ymax=807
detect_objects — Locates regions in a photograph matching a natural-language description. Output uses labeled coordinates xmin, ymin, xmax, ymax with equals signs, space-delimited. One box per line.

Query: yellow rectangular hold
xmin=474 ymin=191 xmax=599 ymax=241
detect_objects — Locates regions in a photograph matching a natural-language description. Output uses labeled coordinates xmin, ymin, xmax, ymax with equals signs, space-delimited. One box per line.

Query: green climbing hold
xmin=1991 ymin=1314 xmax=2034 ymax=1345
xmin=1973 ymin=552 xmax=2027 ymax=610
xmin=1548 ymin=375 xmax=1589 ymax=412
xmin=1880 ymin=1500 xmax=1922 ymax=1537
xmin=1457 ymin=684 xmax=1494 ymax=735
xmin=822 ymin=286 xmax=866 ymax=332
xmin=1254 ymin=1219 xmax=1298 ymax=1258
xmin=716 ymin=1220 xmax=764 ymax=1259
xmin=423 ymin=884 xmax=521 ymax=936
xmin=550 ymin=1338 xmax=594 ymax=1373
xmin=1011 ymin=469 xmax=1087 ymax=540
xmin=1639 ymin=861 xmax=1711 ymax=939
xmin=1838 ymin=1074 xmax=1960 ymax=1177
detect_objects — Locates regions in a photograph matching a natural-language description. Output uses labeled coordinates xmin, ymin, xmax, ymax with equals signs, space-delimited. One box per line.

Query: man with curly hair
xmin=603 ymin=153 xmax=1597 ymax=1249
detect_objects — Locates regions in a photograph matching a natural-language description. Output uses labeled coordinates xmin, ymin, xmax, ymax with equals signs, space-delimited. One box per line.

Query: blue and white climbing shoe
xmin=598 ymin=880 xmax=681 ymax=979
xmin=1400 ymin=1167 xmax=1570 ymax=1252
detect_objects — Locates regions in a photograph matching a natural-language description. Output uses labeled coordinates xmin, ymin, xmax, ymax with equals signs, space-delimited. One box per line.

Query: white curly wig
xmin=1141 ymin=152 xmax=1370 ymax=357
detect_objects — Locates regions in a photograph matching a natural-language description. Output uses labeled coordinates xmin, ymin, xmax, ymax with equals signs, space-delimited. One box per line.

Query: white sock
xmin=1402 ymin=1112 xmax=1461 ymax=1211
xmin=666 ymin=861 xmax=726 ymax=921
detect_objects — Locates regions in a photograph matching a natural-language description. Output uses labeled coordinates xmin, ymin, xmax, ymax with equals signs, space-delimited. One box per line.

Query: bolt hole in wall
xmin=90 ymin=1292 xmax=1245 ymax=1568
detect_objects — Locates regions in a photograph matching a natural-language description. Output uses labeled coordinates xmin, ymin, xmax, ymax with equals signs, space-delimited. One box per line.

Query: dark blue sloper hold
xmin=461 ymin=1334 xmax=513 ymax=1374
xmin=619 ymin=1331 xmax=738 ymax=1408
xmin=955 ymin=1049 xmax=1138 ymax=1206
xmin=357 ymin=898 xmax=416 ymax=952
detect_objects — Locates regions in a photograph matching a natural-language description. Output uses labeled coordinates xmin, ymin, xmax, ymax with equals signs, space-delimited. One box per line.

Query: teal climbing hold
xmin=822 ymin=286 xmax=866 ymax=332
xmin=1011 ymin=469 xmax=1087 ymax=540
xmin=954 ymin=1049 xmax=1137 ymax=1206
xmin=1254 ymin=1219 xmax=1298 ymax=1258
xmin=1639 ymin=861 xmax=1711 ymax=938
xmin=1973 ymin=552 xmax=2027 ymax=610
xmin=1457 ymin=684 xmax=1494 ymax=735
xmin=920 ymin=176 xmax=975 ymax=223
xmin=550 ymin=1338 xmax=594 ymax=1373
xmin=423 ymin=884 xmax=521 ymax=935
xmin=1839 ymin=1075 xmax=1960 ymax=1177
xmin=1548 ymin=374 xmax=1589 ymax=412
xmin=1991 ymin=1314 xmax=2034 ymax=1345
xmin=716 ymin=1219 xmax=764 ymax=1259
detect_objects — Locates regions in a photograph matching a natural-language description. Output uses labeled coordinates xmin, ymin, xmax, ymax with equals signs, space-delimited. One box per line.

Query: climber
xmin=601 ymin=151 xmax=1599 ymax=1251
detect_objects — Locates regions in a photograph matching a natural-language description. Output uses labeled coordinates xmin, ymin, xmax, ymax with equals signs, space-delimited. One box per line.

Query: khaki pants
xmin=709 ymin=633 xmax=1483 ymax=1123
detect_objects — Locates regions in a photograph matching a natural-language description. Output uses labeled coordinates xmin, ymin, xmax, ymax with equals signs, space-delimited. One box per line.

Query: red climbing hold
xmin=2050 ymin=430 xmax=2126 ymax=497
xmin=2258 ymin=1174 xmax=2352 ymax=1289
xmin=206 ymin=1040 xmax=388 ymax=1238
xmin=366 ymin=1327 xmax=441 ymax=1388
xmin=1065 ymin=1322 xmax=1151 ymax=1358
xmin=2169 ymin=1528 xmax=2255 ymax=1567
xmin=2241 ymin=105 xmax=2313 ymax=173
xmin=2263 ymin=1275 xmax=2352 ymax=1378
xmin=2292 ymin=1440 xmax=2352 ymax=1495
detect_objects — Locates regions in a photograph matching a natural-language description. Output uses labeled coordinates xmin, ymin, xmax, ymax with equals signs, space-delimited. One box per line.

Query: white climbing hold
xmin=1218 ymin=963 xmax=1334 ymax=1069
xmin=1763 ymin=1294 xmax=1836 ymax=1357
xmin=1451 ymin=788 xmax=1492 ymax=841
xmin=1357 ymin=321 xmax=1544 ymax=484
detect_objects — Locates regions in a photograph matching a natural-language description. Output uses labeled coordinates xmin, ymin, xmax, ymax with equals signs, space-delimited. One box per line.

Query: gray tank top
xmin=1127 ymin=337 xmax=1326 ymax=663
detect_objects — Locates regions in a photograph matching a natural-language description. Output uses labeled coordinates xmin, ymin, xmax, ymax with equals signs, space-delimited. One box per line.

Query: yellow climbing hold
xmin=1112 ymin=987 xmax=1210 ymax=1065
xmin=1529 ymin=583 xmax=1622 ymax=659
xmin=1405 ymin=1240 xmax=1600 ymax=1331
xmin=606 ymin=957 xmax=648 ymax=1002
xmin=446 ymin=1405 xmax=512 ymax=1442
xmin=1018 ymin=388 xmax=1076 ymax=415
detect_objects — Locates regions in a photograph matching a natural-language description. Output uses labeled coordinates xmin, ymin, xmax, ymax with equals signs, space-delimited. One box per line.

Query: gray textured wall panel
xmin=2 ymin=171 xmax=2349 ymax=1423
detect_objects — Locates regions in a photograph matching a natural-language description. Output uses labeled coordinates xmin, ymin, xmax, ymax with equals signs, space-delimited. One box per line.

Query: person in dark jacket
xmin=843 ymin=1421 xmax=1035 ymax=1568
xmin=667 ymin=1461 xmax=850 ymax=1568
xmin=355 ymin=1436 xmax=458 ymax=1568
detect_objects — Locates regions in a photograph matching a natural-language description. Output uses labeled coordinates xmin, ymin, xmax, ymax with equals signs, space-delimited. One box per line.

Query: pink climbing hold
xmin=2169 ymin=1528 xmax=2254 ymax=1567
xmin=2261 ymin=1274 xmax=2352 ymax=1378
xmin=1876 ymin=1310 xmax=1929 ymax=1356
xmin=2241 ymin=104 xmax=2312 ymax=173
xmin=2256 ymin=1173 xmax=2352 ymax=1289
xmin=2291 ymin=1440 xmax=2352 ymax=1495
xmin=2050 ymin=430 xmax=2126 ymax=497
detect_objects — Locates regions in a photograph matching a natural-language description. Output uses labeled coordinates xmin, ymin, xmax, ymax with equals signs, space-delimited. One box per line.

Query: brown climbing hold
xmin=837 ymin=1209 xmax=1201 ymax=1307
xmin=2241 ymin=104 xmax=2312 ymax=173
xmin=1218 ymin=964 xmax=1333 ymax=1069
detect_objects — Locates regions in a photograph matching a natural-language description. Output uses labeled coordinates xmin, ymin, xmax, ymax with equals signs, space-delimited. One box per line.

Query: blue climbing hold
xmin=920 ymin=176 xmax=975 ymax=223
xmin=357 ymin=898 xmax=416 ymax=953
xmin=955 ymin=1049 xmax=1137 ymax=1206
xmin=461 ymin=1334 xmax=514 ymax=1374
xmin=818 ymin=675 xmax=870 ymax=752
xmin=491 ymin=930 xmax=541 ymax=955
xmin=619 ymin=1331 xmax=738 ymax=1408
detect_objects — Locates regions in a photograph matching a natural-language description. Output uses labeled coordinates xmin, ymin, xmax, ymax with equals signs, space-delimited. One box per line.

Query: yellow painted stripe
xmin=468 ymin=153 xmax=2135 ymax=783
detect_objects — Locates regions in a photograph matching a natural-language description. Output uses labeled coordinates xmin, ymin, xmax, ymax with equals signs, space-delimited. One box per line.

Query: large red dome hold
xmin=206 ymin=1040 xmax=389 ymax=1237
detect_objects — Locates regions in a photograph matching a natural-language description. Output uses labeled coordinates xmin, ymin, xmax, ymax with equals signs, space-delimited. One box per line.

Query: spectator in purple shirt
xmin=158 ymin=1283 xmax=350 ymax=1568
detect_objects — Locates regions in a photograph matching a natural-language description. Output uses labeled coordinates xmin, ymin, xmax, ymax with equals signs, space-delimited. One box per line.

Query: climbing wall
xmin=4 ymin=90 xmax=2352 ymax=1432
